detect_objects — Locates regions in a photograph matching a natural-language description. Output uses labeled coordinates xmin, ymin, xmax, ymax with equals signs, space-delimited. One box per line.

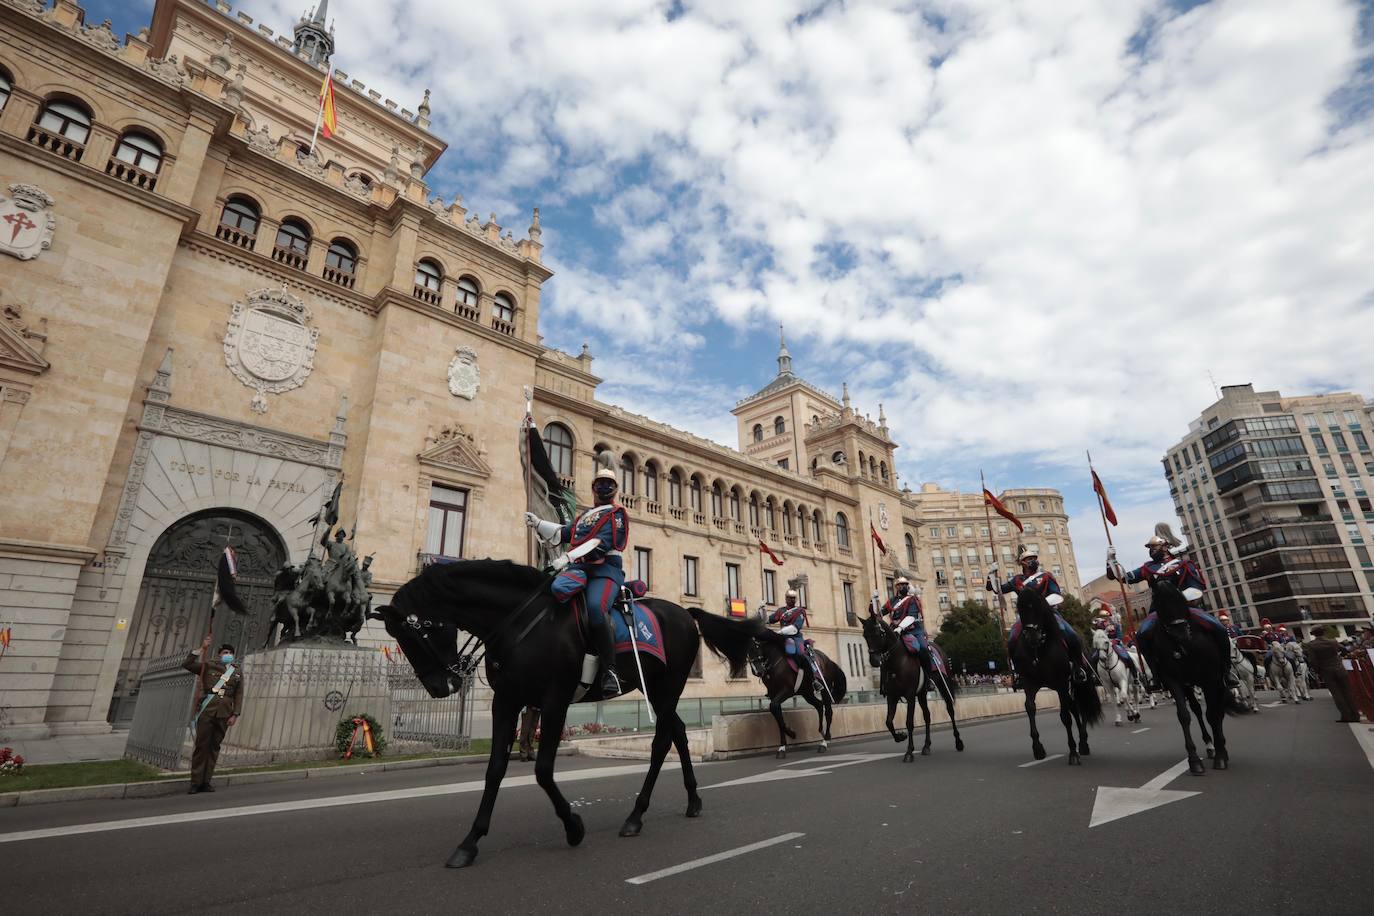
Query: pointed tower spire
xmin=312 ymin=0 xmax=330 ymax=25
xmin=777 ymin=323 xmax=793 ymax=377
xmin=293 ymin=0 xmax=335 ymax=65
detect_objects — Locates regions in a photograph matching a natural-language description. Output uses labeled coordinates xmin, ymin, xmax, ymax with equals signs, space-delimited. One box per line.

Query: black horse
xmin=1011 ymin=588 xmax=1103 ymax=764
xmin=859 ymin=611 xmax=964 ymax=761
xmin=1134 ymin=581 xmax=1238 ymax=775
xmin=378 ymin=559 xmax=762 ymax=868
xmin=747 ymin=636 xmax=847 ymax=758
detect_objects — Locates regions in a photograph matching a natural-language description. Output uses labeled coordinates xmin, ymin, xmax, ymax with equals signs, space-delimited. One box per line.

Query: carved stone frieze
xmin=447 ymin=346 xmax=480 ymax=400
xmin=222 ymin=288 xmax=319 ymax=414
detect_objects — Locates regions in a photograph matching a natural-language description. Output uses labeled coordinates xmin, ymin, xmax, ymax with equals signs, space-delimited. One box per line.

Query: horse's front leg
xmin=916 ymin=689 xmax=933 ymax=756
xmin=769 ymin=693 xmax=792 ymax=759
xmin=530 ymin=694 xmax=585 ymax=847
xmin=886 ymin=691 xmax=904 ymax=745
xmin=621 ymin=692 xmax=680 ymax=838
xmin=902 ymin=692 xmax=917 ymax=762
xmin=447 ymin=692 xmax=520 ymax=868
xmin=1186 ymin=689 xmax=1213 ymax=758
xmin=1059 ymin=686 xmax=1081 ymax=765
xmin=668 ymin=710 xmax=703 ymax=818
xmin=1204 ymin=683 xmax=1229 ymax=770
xmin=1169 ymin=683 xmax=1205 ymax=776
xmin=1024 ymin=686 xmax=1045 ymax=760
xmin=933 ymin=671 xmax=964 ymax=751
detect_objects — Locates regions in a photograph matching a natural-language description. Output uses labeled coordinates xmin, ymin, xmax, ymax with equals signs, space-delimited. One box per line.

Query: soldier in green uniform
xmin=183 ymin=634 xmax=244 ymax=793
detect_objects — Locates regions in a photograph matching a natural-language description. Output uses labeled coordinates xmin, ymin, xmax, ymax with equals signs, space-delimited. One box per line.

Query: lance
xmin=522 ymin=385 xmax=535 ymax=568
xmin=980 ymin=470 xmax=1015 ymax=676
xmin=868 ymin=507 xmax=882 ymax=616
xmin=1088 ymin=450 xmax=1137 ymax=634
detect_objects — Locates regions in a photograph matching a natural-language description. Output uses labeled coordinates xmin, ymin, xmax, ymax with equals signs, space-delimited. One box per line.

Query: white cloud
xmin=277 ymin=0 xmax=1374 ymax=575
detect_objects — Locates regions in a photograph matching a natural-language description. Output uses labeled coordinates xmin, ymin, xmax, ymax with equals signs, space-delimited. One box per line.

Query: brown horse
xmin=860 ymin=611 xmax=964 ymax=761
xmin=747 ymin=635 xmax=847 ymax=758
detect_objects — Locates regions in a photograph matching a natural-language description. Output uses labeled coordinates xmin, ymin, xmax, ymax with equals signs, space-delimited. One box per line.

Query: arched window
xmin=689 ymin=476 xmax=703 ymax=511
xmin=880 ymin=461 xmax=889 ymax=483
xmin=542 ymin=423 xmax=573 ymax=477
xmin=782 ymin=502 xmax=794 ymax=535
xmin=112 ymin=131 xmax=163 ymax=173
xmin=774 ymin=416 xmax=785 ymax=436
xmin=457 ymin=276 xmax=480 ymax=308
xmin=324 ymin=239 xmax=358 ymax=287
xmin=0 ymin=70 xmax=11 ymax=111
xmin=493 ymin=292 xmax=516 ymax=323
xmin=414 ymin=258 xmax=443 ymax=292
xmin=729 ymin=487 xmax=741 ymax=521
xmin=765 ymin=498 xmax=777 ymax=531
xmin=620 ymin=455 xmax=637 ymax=495
xmin=797 ymin=505 xmax=807 ymax=537
xmin=870 ymin=457 xmax=878 ymax=478
xmin=835 ymin=513 xmax=851 ymax=549
xmin=748 ymin=493 xmax=760 ymax=528
xmin=643 ymin=461 xmax=659 ymax=502
xmin=832 ymin=450 xmax=846 ymax=466
xmin=668 ymin=469 xmax=683 ymax=507
xmin=710 ymin=482 xmax=724 ymax=517
xmin=217 ymin=196 xmax=260 ymax=247
xmin=752 ymin=424 xmax=763 ymax=443
xmin=36 ymin=99 xmax=92 ymax=144
xmin=905 ymin=533 xmax=916 ymax=567
xmin=812 ymin=509 xmax=823 ymax=543
xmin=273 ymin=218 xmax=311 ymax=268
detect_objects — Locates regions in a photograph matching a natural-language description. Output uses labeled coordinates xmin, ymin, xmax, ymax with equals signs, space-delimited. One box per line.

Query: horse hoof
xmin=902 ymin=752 xmax=914 ymax=763
xmin=619 ymin=818 xmax=642 ymax=838
xmin=1068 ymin=753 xmax=1081 ymax=766
xmin=1188 ymin=759 xmax=1206 ymax=776
xmin=776 ymin=747 xmax=786 ymax=759
xmin=1213 ymin=757 xmax=1229 ymax=771
xmin=685 ymin=797 xmax=702 ymax=818
xmin=1032 ymin=745 xmax=1047 ymax=761
xmin=1079 ymin=744 xmax=1091 ymax=757
xmin=1114 ymin=720 xmax=1122 ymax=727
xmin=1205 ymin=747 xmax=1214 ymax=759
xmin=955 ymin=739 xmax=965 ymax=752
xmin=893 ymin=732 xmax=907 ymax=743
xmin=816 ymin=743 xmax=827 ymax=754
xmin=565 ymin=813 xmax=586 ymax=847
xmin=445 ymin=846 xmax=478 ymax=869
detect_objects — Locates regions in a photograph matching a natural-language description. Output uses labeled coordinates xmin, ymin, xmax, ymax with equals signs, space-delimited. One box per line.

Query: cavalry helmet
xmin=1017 ymin=544 xmax=1037 ymax=562
xmin=785 ymin=588 xmax=798 ymax=599
xmin=1097 ymin=608 xmax=1111 ymax=618
xmin=593 ymin=468 xmax=618 ymax=485
xmin=894 ymin=576 xmax=910 ymax=587
xmin=1144 ymin=535 xmax=1170 ymax=549
xmin=1260 ymin=617 xmax=1272 ymax=627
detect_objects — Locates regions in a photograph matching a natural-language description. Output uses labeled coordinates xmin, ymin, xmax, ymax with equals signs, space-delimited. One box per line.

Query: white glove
xmin=895 ymin=616 xmax=915 ymax=633
xmin=1046 ymin=593 xmax=1064 ymax=607
xmin=988 ymin=562 xmax=998 ymax=574
xmin=1106 ymin=545 xmax=1117 ymax=562
xmin=550 ymin=553 xmax=570 ymax=572
xmin=872 ymin=591 xmax=880 ymax=603
xmin=524 ymin=511 xmax=540 ymax=529
xmin=780 ymin=624 xmax=798 ymax=636
xmin=525 ymin=513 xmax=562 ymax=541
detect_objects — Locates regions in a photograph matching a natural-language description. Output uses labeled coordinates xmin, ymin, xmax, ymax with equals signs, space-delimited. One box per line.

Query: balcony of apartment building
xmin=1222 ymin=479 xmax=1324 ymax=517
xmin=1241 ymin=547 xmax=1352 ymax=580
xmin=1213 ymin=457 xmax=1316 ymax=496
xmin=1249 ymin=584 xmax=1369 ymax=625
xmin=1234 ymin=516 xmax=1342 ymax=558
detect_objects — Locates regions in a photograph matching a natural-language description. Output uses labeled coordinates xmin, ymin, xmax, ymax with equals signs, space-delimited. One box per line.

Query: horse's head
xmin=1091 ymin=627 xmax=1110 ymax=653
xmin=860 ymin=610 xmax=893 ymax=666
xmin=375 ymin=601 xmax=465 ymax=698
xmin=1014 ymin=587 xmax=1054 ymax=653
xmin=1150 ymin=580 xmax=1193 ymax=644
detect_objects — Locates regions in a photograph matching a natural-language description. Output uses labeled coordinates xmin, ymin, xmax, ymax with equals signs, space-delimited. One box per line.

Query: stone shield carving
xmin=0 ymin=184 xmax=56 ymax=262
xmin=224 ymin=288 xmax=319 ymax=413
xmin=878 ymin=502 xmax=890 ymax=531
xmin=447 ymin=346 xmax=480 ymax=400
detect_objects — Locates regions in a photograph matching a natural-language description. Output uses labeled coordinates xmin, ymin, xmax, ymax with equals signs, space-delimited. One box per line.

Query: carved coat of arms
xmin=447 ymin=346 xmax=480 ymax=400
xmin=223 ymin=288 xmax=319 ymax=413
xmin=0 ymin=184 xmax=56 ymax=262
xmin=878 ymin=503 xmax=890 ymax=530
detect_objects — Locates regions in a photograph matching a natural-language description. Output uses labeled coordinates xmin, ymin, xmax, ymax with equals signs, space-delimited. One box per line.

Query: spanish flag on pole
xmin=317 ymin=68 xmax=338 ymax=140
xmin=982 ymin=488 xmax=1024 ymax=533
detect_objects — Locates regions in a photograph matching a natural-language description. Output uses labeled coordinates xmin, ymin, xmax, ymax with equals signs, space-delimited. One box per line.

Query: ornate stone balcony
xmin=26 ymin=123 xmax=84 ymax=162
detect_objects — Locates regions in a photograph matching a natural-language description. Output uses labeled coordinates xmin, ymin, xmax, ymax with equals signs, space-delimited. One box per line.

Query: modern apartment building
xmin=1164 ymin=384 xmax=1374 ymax=636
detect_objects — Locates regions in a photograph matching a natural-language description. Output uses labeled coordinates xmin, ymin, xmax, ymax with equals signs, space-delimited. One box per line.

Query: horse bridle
xmin=401 ymin=575 xmax=554 ymax=682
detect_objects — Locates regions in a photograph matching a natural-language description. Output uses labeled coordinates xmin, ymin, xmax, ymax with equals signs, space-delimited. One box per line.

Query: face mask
xmin=220 ymin=654 xmax=235 ymax=664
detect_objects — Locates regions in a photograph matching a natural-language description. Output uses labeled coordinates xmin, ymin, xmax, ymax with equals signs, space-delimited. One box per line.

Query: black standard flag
xmin=212 ymin=545 xmax=247 ymax=615
xmin=523 ymin=424 xmax=576 ymax=525
xmin=308 ymin=480 xmax=343 ymax=527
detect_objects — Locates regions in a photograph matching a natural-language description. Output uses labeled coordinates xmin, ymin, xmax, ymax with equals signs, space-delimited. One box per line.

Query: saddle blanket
xmin=929 ymin=642 xmax=950 ymax=678
xmin=1137 ymin=609 xmax=1223 ymax=638
xmin=577 ymin=600 xmax=666 ymax=665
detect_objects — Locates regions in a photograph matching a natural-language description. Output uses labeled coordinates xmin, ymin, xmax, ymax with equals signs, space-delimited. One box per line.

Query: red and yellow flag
xmin=983 ymin=488 xmax=1024 ymax=533
xmin=758 ymin=539 xmax=785 ymax=567
xmin=317 ymin=69 xmax=338 ymax=139
xmin=1091 ymin=468 xmax=1118 ymax=526
xmin=869 ymin=523 xmax=887 ymax=554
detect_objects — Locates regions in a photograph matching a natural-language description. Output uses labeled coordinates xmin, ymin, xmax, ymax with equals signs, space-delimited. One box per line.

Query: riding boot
xmin=597 ymin=615 xmax=622 ymax=697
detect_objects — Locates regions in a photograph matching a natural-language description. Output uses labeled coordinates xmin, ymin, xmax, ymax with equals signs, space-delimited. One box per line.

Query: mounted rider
xmin=768 ymin=588 xmax=822 ymax=683
xmin=1259 ymin=618 xmax=1279 ymax=643
xmin=1217 ymin=612 xmax=1242 ymax=640
xmin=988 ymin=545 xmax=1092 ymax=684
xmin=1107 ymin=527 xmax=1238 ymax=687
xmin=881 ymin=577 xmax=928 ymax=658
xmin=525 ymin=467 xmax=627 ymax=696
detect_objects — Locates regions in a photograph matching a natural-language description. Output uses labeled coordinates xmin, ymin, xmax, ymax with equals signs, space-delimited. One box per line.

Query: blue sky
xmin=82 ymin=0 xmax=1374 ymax=578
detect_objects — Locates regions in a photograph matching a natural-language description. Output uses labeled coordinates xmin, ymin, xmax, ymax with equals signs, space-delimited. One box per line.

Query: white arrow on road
xmin=1089 ymin=758 xmax=1200 ymax=828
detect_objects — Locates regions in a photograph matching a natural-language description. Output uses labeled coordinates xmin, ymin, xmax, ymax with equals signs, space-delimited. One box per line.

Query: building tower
xmin=292 ymin=1 xmax=335 ymax=66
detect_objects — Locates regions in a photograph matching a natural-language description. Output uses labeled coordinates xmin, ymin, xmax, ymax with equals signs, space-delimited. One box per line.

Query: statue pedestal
xmin=220 ymin=643 xmax=391 ymax=765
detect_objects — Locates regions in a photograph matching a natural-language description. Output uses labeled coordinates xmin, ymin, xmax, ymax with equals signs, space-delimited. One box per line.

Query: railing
xmin=491 ymin=317 xmax=516 ymax=336
xmin=272 ymin=245 xmax=308 ymax=270
xmin=215 ymin=222 xmax=256 ymax=249
xmin=388 ymin=663 xmax=473 ymax=750
xmin=26 ymin=123 xmax=84 ymax=161
xmin=323 ymin=265 xmax=356 ymax=289
xmin=693 ymin=511 xmax=706 ymax=526
xmin=646 ymin=500 xmax=662 ymax=516
xmin=784 ymin=534 xmax=799 ymax=547
xmin=837 ymin=543 xmax=852 ymax=556
xmin=1231 ymin=513 xmax=1334 ymax=534
xmin=105 ymin=157 xmax=158 ymax=191
xmin=455 ymin=302 xmax=480 ymax=322
xmin=558 ymin=475 xmax=576 ymax=492
xmin=733 ymin=522 xmax=746 ymax=535
xmin=713 ymin=517 xmax=729 ymax=532
xmin=622 ymin=494 xmax=641 ymax=510
xmin=669 ymin=506 xmax=687 ymax=522
xmin=412 ymin=284 xmax=441 ymax=305
xmin=124 ymin=653 xmax=195 ymax=770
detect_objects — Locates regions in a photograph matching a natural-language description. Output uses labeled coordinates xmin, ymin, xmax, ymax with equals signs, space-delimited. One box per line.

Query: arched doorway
xmin=108 ymin=509 xmax=286 ymax=724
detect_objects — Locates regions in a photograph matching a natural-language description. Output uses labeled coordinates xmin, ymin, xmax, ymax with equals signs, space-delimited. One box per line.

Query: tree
xmin=938 ymin=600 xmax=1007 ymax=673
xmin=1057 ymin=594 xmax=1093 ymax=637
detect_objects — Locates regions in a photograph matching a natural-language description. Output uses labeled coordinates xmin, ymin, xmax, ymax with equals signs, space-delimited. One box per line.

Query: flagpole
xmin=308 ymin=66 xmax=331 ymax=156
xmin=1088 ymin=451 xmax=1137 ymax=634
xmin=523 ymin=387 xmax=535 ymax=568
xmin=981 ymin=470 xmax=1014 ymax=676
xmin=868 ymin=508 xmax=881 ymax=614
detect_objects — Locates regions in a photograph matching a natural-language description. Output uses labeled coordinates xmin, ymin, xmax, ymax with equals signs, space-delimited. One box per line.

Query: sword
xmin=623 ymin=592 xmax=654 ymax=725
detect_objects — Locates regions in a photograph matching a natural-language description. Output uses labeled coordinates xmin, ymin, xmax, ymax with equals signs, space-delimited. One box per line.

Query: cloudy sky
xmin=91 ymin=0 xmax=1374 ymax=579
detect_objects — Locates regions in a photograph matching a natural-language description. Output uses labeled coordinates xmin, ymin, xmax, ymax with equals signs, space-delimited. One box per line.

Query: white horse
xmin=1126 ymin=644 xmax=1158 ymax=709
xmin=1284 ymin=642 xmax=1313 ymax=701
xmin=1229 ymin=639 xmax=1259 ymax=712
xmin=1267 ymin=644 xmax=1296 ymax=703
xmin=1093 ymin=629 xmax=1141 ymax=725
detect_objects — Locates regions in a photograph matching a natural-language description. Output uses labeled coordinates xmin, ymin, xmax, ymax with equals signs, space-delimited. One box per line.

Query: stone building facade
xmin=0 ymin=0 xmax=1079 ymax=736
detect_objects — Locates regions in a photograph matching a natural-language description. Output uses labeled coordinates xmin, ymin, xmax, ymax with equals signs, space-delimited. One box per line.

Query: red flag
xmin=758 ymin=539 xmax=784 ymax=566
xmin=870 ymin=523 xmax=887 ymax=554
xmin=982 ymin=489 xmax=1024 ymax=533
xmin=1091 ymin=468 xmax=1118 ymax=526
xmin=318 ymin=69 xmax=338 ymax=140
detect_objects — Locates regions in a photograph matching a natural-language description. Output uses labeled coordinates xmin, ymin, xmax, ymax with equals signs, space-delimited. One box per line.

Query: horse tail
xmin=1073 ymin=676 xmax=1104 ymax=726
xmin=689 ymin=608 xmax=765 ymax=679
xmin=828 ymin=658 xmax=848 ymax=704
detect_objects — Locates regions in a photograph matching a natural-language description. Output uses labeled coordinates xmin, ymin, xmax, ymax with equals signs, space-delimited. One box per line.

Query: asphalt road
xmin=3 ymin=691 xmax=1371 ymax=916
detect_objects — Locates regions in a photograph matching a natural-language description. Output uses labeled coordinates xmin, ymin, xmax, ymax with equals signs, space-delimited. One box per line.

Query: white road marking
xmin=0 ymin=762 xmax=671 ymax=846
xmin=1018 ymin=754 xmax=1063 ymax=767
xmin=1131 ymin=727 xmax=1150 ymax=734
xmin=1261 ymin=701 xmax=1284 ymax=708
xmin=701 ymin=753 xmax=887 ymax=790
xmin=1090 ymin=758 xmax=1200 ymax=828
xmin=626 ymin=832 xmax=805 ymax=885
xmin=1349 ymin=723 xmax=1374 ymax=774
